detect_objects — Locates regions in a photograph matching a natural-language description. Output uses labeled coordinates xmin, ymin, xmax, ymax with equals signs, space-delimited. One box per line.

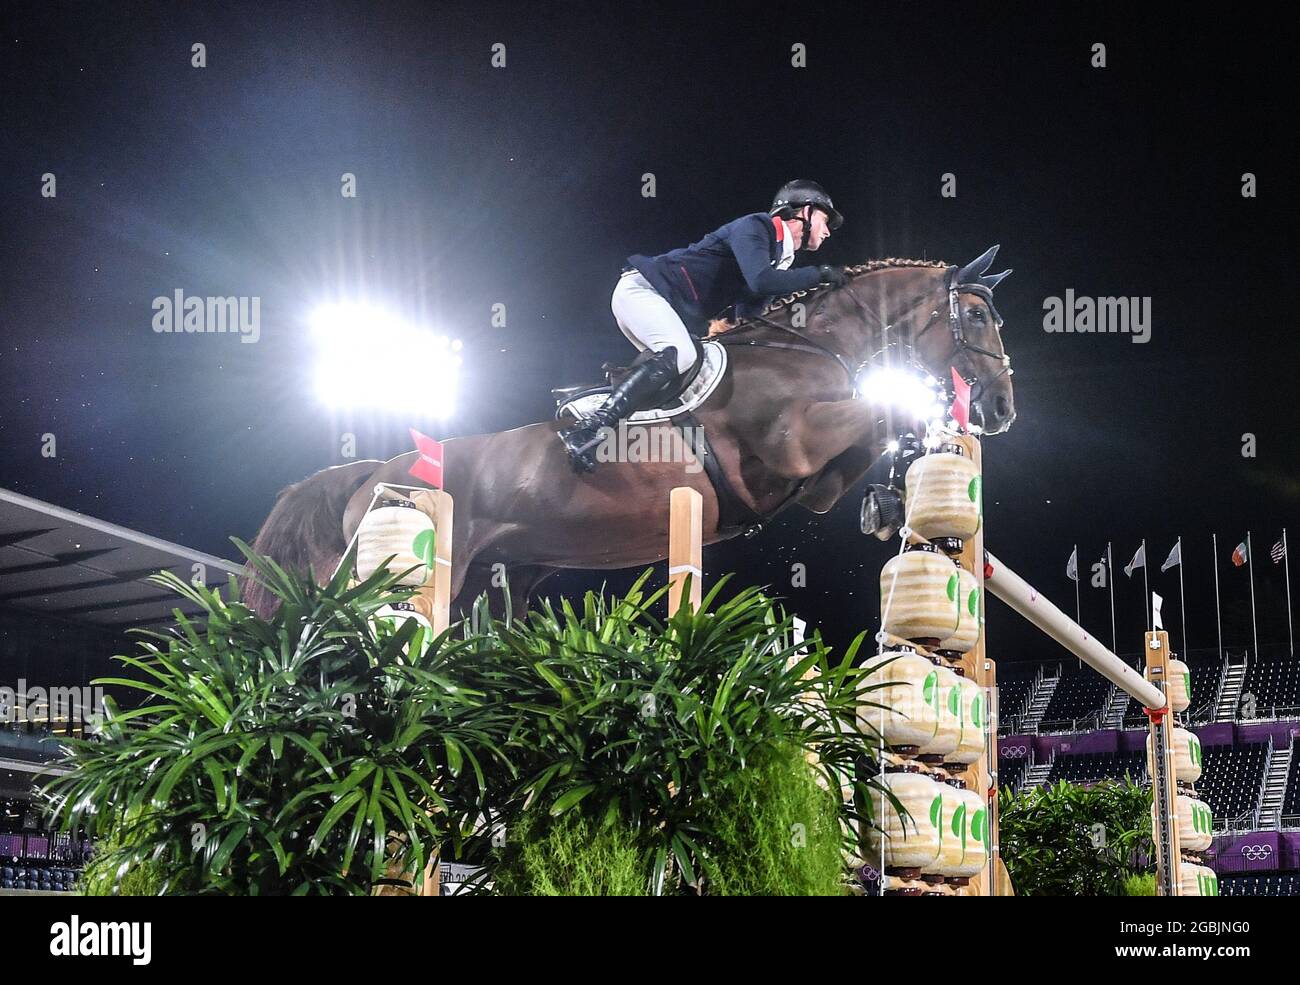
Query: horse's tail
xmin=242 ymin=460 xmax=380 ymax=617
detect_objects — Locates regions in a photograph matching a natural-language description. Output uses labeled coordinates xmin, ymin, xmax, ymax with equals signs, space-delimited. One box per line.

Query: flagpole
xmin=1177 ymin=536 xmax=1187 ymax=657
xmin=1213 ymin=534 xmax=1224 ymax=664
xmin=1074 ymin=543 xmax=1081 ymax=626
xmin=1284 ymin=528 xmax=1294 ymax=658
xmin=1141 ymin=537 xmax=1150 ymax=633
xmin=1107 ymin=542 xmax=1118 ymax=655
xmin=1247 ymin=531 xmax=1260 ymax=660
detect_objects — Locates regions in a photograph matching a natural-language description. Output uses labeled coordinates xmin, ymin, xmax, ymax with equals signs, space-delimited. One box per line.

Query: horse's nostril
xmin=995 ymin=395 xmax=1011 ymax=419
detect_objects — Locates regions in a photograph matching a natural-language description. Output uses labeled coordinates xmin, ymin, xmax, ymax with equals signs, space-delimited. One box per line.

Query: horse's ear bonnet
xmin=956 ymin=244 xmax=1012 ymax=293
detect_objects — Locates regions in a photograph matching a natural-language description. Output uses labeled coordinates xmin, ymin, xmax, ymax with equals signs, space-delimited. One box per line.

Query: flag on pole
xmin=1161 ymin=540 xmax=1181 ymax=572
xmin=1272 ymin=538 xmax=1288 ymax=564
xmin=408 ymin=428 xmax=445 ymax=488
xmin=1232 ymin=540 xmax=1249 ymax=567
xmin=1153 ymin=592 xmax=1164 ymax=631
xmin=1124 ymin=543 xmax=1146 ymax=577
xmin=1066 ymin=547 xmax=1078 ymax=582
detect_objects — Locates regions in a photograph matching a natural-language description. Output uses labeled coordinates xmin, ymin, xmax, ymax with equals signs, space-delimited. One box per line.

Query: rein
xmin=714 ymin=266 xmax=1012 ymax=400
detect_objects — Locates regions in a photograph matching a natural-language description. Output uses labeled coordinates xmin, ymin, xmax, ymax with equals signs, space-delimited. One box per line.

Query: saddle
xmin=552 ymin=337 xmax=727 ymax=424
xmin=551 ymin=337 xmax=786 ymax=537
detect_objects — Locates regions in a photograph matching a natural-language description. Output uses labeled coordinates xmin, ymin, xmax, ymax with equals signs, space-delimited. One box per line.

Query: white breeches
xmin=611 ymin=270 xmax=699 ymax=375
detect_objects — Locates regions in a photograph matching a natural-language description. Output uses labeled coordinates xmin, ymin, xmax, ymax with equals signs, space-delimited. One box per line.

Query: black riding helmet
xmin=768 ymin=179 xmax=844 ymax=251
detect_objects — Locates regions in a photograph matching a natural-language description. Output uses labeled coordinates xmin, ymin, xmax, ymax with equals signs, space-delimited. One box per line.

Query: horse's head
xmin=944 ymin=245 xmax=1016 ymax=434
xmin=867 ymin=246 xmax=1014 ymax=434
xmin=756 ymin=248 xmax=1016 ymax=433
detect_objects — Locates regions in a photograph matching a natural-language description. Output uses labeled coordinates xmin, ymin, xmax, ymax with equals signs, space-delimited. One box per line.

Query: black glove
xmin=818 ymin=265 xmax=847 ymax=287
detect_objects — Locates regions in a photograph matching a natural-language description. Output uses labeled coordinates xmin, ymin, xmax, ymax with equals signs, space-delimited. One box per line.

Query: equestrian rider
xmin=558 ymin=179 xmax=847 ymax=472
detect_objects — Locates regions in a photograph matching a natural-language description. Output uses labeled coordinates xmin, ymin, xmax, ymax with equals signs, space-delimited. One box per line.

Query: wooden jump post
xmin=953 ymin=435 xmax=994 ymax=895
xmin=1143 ymin=629 xmax=1183 ymax=896
xmin=667 ymin=486 xmax=703 ymax=616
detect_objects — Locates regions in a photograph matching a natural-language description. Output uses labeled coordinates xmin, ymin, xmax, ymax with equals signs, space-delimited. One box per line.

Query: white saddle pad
xmin=558 ymin=340 xmax=728 ymax=422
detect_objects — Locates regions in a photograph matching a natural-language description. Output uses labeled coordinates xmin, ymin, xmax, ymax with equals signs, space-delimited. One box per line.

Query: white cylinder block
xmin=933 ymin=781 xmax=967 ymax=876
xmin=356 ymin=502 xmax=437 ymax=586
xmin=1167 ymin=658 xmax=1192 ymax=714
xmin=939 ymin=565 xmax=982 ymax=654
xmin=1176 ymin=794 xmax=1213 ymax=853
xmin=880 ymin=548 xmax=961 ymax=643
xmin=862 ymin=651 xmax=942 ymax=750
xmin=917 ymin=663 xmax=964 ymax=758
xmin=904 ymin=450 xmax=982 ymax=542
xmin=1178 ymin=862 xmax=1219 ymax=897
xmin=1149 ymin=727 xmax=1202 ymax=784
xmin=950 ymin=785 xmax=988 ymax=878
xmin=866 ymin=771 xmax=944 ymax=872
xmin=946 ymin=673 xmax=987 ymax=766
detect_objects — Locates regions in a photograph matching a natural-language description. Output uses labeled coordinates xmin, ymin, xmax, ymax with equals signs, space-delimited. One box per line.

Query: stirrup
xmin=558 ymin=421 xmax=605 ymax=473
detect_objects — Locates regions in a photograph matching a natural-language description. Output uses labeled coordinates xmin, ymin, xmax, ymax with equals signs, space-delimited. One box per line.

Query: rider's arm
xmin=729 ymin=216 xmax=823 ymax=296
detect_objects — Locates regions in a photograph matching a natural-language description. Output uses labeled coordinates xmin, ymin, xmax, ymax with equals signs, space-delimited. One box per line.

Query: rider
xmin=558 ymin=179 xmax=847 ymax=472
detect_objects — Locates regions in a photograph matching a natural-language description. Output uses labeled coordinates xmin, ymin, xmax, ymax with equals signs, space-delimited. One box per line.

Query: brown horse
xmin=245 ymin=247 xmax=1015 ymax=618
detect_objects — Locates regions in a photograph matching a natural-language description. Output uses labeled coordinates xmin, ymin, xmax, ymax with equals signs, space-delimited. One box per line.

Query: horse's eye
xmin=969 ymin=309 xmax=985 ymax=322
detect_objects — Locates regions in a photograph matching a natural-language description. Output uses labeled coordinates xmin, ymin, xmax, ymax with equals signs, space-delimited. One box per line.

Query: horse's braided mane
xmin=709 ymin=256 xmax=948 ymax=336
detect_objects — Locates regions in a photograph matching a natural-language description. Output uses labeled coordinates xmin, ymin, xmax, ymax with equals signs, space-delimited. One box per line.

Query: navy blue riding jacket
xmin=627 ymin=212 xmax=823 ymax=332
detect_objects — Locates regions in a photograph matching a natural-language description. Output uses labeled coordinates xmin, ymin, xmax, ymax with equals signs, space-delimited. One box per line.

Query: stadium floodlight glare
xmin=859 ymin=366 xmax=944 ymax=423
xmin=310 ymin=303 xmax=461 ymax=417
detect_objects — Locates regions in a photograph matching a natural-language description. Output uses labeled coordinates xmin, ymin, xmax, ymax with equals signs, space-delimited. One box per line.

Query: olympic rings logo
xmin=1000 ymin=745 xmax=1029 ymax=757
xmin=1241 ymin=844 xmax=1273 ymax=861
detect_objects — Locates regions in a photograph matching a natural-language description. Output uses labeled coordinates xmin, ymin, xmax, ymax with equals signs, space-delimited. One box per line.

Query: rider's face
xmin=802 ymin=207 xmax=832 ymax=251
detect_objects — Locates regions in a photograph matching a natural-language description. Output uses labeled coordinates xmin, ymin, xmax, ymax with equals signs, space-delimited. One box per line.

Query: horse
xmin=244 ymin=246 xmax=1015 ymax=619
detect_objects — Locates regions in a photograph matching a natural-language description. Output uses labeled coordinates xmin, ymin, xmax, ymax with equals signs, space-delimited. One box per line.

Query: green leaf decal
xmin=929 ymin=796 xmax=943 ymax=831
xmin=969 ymin=475 xmax=983 ymax=512
xmin=411 ymin=528 xmax=437 ymax=571
xmin=972 ymin=693 xmax=984 ymax=729
xmin=948 ymin=687 xmax=959 ymax=717
xmin=967 ymin=589 xmax=979 ymax=617
xmin=952 ymin=802 xmax=966 ymax=838
xmin=972 ymin=809 xmax=986 ymax=843
xmin=924 ymin=672 xmax=939 ymax=710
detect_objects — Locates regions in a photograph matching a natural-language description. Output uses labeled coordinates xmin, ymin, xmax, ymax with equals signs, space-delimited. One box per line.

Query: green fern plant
xmin=45 ymin=543 xmax=512 ymax=895
xmin=448 ymin=572 xmax=882 ymax=894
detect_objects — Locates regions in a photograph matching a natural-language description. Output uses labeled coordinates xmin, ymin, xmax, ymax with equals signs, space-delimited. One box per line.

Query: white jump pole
xmin=985 ymin=550 xmax=1166 ymax=710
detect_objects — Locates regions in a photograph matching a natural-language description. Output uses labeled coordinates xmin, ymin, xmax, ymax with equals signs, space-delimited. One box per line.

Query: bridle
xmin=717 ymin=266 xmax=1013 ymax=404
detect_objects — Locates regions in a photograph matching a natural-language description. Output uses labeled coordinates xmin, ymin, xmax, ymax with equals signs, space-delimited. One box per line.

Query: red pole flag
xmin=950 ymin=368 xmax=972 ymax=432
xmin=408 ymin=428 xmax=445 ymax=488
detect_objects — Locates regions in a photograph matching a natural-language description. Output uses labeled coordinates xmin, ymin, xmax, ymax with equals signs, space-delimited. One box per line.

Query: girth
xmin=676 ymin=411 xmax=807 ymax=539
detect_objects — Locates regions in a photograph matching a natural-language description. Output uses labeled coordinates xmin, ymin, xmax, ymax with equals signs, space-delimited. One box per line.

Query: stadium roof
xmin=0 ymin=487 xmax=243 ymax=631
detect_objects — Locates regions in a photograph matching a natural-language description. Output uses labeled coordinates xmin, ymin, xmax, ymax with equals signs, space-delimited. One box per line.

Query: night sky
xmin=2 ymin=2 xmax=1296 ymax=667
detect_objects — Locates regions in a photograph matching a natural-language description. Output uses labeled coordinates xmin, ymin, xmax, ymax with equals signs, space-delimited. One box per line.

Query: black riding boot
xmin=559 ymin=346 xmax=681 ymax=473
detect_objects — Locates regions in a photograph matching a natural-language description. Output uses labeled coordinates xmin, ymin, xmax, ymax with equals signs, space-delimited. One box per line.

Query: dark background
xmin=1 ymin=1 xmax=1295 ymax=666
